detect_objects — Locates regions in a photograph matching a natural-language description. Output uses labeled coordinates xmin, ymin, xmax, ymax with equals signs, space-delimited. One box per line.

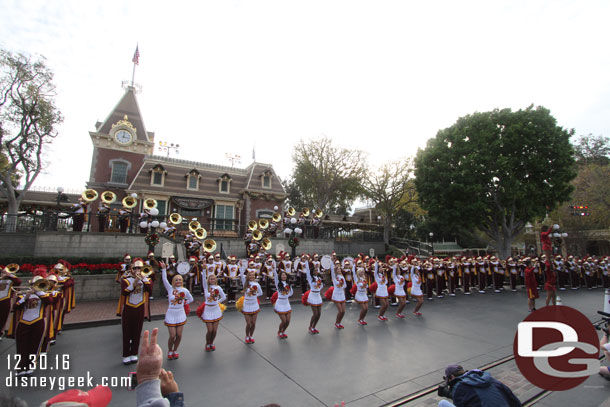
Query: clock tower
xmin=87 ymin=86 xmax=154 ymax=200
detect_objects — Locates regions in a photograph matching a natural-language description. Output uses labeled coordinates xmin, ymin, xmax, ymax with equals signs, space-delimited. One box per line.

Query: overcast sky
xmin=1 ymin=0 xmax=609 ymax=193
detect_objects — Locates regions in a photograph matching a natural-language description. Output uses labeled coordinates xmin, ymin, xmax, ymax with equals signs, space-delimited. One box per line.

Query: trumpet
xmin=302 ymin=208 xmax=310 ymax=217
xmin=203 ymin=239 xmax=217 ymax=253
xmin=101 ymin=191 xmax=117 ymax=204
xmin=272 ymin=212 xmax=282 ymax=223
xmin=195 ymin=227 xmax=207 ymax=240
xmin=81 ymin=189 xmax=98 ymax=203
xmin=169 ymin=213 xmax=183 ymax=225
xmin=258 ymin=219 xmax=269 ymax=230
xmin=144 ymin=199 xmax=157 ymax=210
xmin=122 ymin=196 xmax=138 ymax=209
xmin=188 ymin=220 xmax=201 ymax=233
xmin=261 ymin=238 xmax=272 ymax=251
xmin=252 ymin=230 xmax=263 ymax=241
xmin=287 ymin=207 xmax=296 ymax=217
xmin=248 ymin=220 xmax=258 ymax=231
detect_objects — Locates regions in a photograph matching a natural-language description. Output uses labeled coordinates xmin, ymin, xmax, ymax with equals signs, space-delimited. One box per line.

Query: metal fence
xmin=0 ymin=211 xmax=384 ymax=242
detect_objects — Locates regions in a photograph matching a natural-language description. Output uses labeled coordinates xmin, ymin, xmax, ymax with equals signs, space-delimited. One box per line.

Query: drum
xmin=176 ymin=262 xmax=190 ymax=276
xmin=321 ymin=255 xmax=332 ymax=270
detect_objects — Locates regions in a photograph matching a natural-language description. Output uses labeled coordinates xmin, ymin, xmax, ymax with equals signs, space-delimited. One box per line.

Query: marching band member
xmin=554 ymin=255 xmax=567 ymax=290
xmin=352 ymin=260 xmax=369 ymax=325
xmin=601 ymin=258 xmax=609 ymax=289
xmin=117 ymin=254 xmax=132 ymax=283
xmin=566 ymin=255 xmax=579 ymax=289
xmin=145 ymin=252 xmax=159 ymax=300
xmin=583 ymin=257 xmax=594 ymax=290
xmin=261 ymin=256 xmax=276 ymax=300
xmin=506 ymin=258 xmax=519 ymax=291
xmin=446 ymin=258 xmax=457 ymax=296
xmin=117 ymin=258 xmax=152 ymax=364
xmin=240 ymin=268 xmax=263 ymax=344
xmin=343 ymin=258 xmax=354 ymax=303
xmin=11 ymin=276 xmax=53 ymax=376
xmin=200 ymin=273 xmax=226 ymax=351
xmin=424 ymin=260 xmax=435 ymax=300
xmin=273 ymin=266 xmax=293 ymax=338
xmin=434 ymin=258 xmax=445 ymax=298
xmin=461 ymin=257 xmax=472 ymax=295
xmin=186 ymin=256 xmax=201 ymax=294
xmin=0 ymin=266 xmax=21 ymax=339
xmin=524 ymin=258 xmax=538 ymax=312
xmin=204 ymin=255 xmax=217 ymax=279
xmin=474 ymin=257 xmax=487 ymax=294
xmin=373 ymin=259 xmax=390 ymax=321
xmin=71 ymin=198 xmax=87 ymax=232
xmin=489 ymin=256 xmax=503 ymax=293
xmin=296 ymin=253 xmax=309 ymax=294
xmin=160 ymin=262 xmax=193 ymax=360
xmin=304 ymin=259 xmax=324 ymax=334
xmin=96 ymin=201 xmax=110 ymax=232
xmin=42 ymin=275 xmax=61 ymax=351
xmin=118 ymin=205 xmax=131 ymax=233
xmin=330 ymin=260 xmax=347 ymax=329
xmin=56 ymin=263 xmax=75 ymax=334
xmin=543 ymin=255 xmax=557 ymax=307
xmin=410 ymin=260 xmax=424 ymax=316
xmin=391 ymin=260 xmax=408 ymax=318
xmin=224 ymin=256 xmax=240 ymax=303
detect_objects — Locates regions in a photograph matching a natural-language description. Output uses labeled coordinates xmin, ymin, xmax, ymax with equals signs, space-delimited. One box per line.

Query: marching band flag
xmin=132 ymin=45 xmax=140 ymax=65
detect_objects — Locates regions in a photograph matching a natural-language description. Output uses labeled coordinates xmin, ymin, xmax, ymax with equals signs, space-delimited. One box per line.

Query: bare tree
xmin=363 ymin=158 xmax=417 ymax=245
xmin=286 ymin=137 xmax=367 ymax=214
xmin=0 ymin=50 xmax=63 ymax=231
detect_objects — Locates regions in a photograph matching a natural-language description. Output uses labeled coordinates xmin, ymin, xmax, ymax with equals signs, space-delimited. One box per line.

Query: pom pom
xmin=324 ymin=286 xmax=334 ymax=300
xmin=388 ymin=284 xmax=396 ymax=296
xmin=301 ymin=290 xmax=310 ymax=306
xmin=271 ymin=291 xmax=278 ymax=304
xmin=236 ymin=296 xmax=245 ymax=312
xmin=219 ymin=303 xmax=226 ymax=312
xmin=196 ymin=302 xmax=206 ymax=319
xmin=184 ymin=303 xmax=191 ymax=316
xmin=369 ymin=282 xmax=378 ymax=293
xmin=407 ymin=282 xmax=412 ymax=288
xmin=350 ymin=284 xmax=357 ymax=296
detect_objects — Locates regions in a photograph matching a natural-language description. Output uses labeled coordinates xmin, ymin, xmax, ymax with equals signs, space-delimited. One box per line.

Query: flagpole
xmin=131 ymin=62 xmax=136 ymax=87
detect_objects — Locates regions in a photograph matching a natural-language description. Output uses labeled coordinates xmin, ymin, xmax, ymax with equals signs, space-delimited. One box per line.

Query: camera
xmin=437 ymin=383 xmax=452 ymax=399
xmin=594 ymin=311 xmax=610 ymax=334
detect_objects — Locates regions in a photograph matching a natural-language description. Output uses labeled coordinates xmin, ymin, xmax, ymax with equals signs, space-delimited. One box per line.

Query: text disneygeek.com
xmin=6 ymin=371 xmax=132 ymax=391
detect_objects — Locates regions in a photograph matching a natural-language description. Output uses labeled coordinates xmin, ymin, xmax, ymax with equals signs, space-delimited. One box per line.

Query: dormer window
xmin=149 ymin=164 xmax=167 ymax=187
xmin=186 ymin=169 xmax=200 ymax=191
xmin=261 ymin=169 xmax=273 ymax=189
xmin=218 ymin=174 xmax=232 ymax=194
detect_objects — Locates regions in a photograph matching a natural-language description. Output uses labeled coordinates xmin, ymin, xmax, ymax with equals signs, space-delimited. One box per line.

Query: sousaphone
xmin=101 ymin=191 xmax=117 ymax=204
xmin=81 ymin=189 xmax=98 ymax=203
xmin=203 ymin=239 xmax=217 ymax=253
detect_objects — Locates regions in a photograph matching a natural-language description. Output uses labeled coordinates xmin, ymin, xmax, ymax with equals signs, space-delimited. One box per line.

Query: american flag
xmin=132 ymin=45 xmax=140 ymax=65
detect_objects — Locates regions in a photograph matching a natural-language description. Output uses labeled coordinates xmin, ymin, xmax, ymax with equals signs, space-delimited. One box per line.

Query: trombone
xmin=11 ymin=278 xmax=53 ymax=295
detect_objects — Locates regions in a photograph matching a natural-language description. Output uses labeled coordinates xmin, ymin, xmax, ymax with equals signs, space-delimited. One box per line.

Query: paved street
xmin=1 ymin=288 xmax=609 ymax=406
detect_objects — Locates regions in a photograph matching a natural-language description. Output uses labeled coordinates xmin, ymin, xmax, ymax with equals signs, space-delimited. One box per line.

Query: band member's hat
xmin=133 ymin=259 xmax=144 ymax=268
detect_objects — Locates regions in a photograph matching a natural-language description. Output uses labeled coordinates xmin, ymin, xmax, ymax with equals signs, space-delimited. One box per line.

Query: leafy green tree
xmin=285 ymin=136 xmax=367 ymax=214
xmin=415 ymin=105 xmax=576 ymax=258
xmin=362 ymin=159 xmax=417 ymax=244
xmin=0 ymin=50 xmax=63 ymax=231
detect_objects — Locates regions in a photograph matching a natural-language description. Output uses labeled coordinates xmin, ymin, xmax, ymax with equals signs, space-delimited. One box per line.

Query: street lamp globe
xmin=57 ymin=187 xmax=64 ymax=193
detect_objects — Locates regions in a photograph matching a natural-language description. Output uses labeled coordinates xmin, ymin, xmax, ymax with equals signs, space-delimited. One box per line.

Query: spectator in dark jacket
xmin=439 ymin=365 xmax=521 ymax=407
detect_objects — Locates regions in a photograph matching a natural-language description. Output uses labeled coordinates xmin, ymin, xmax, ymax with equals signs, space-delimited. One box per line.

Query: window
xmin=263 ymin=176 xmax=271 ymax=188
xmin=218 ymin=174 xmax=232 ymax=194
xmin=180 ymin=209 xmax=202 ymax=218
xmin=186 ymin=169 xmax=200 ymax=190
xmin=150 ymin=164 xmax=167 ymax=187
xmin=156 ymin=200 xmax=167 ymax=216
xmin=153 ymin=172 xmax=163 ymax=185
xmin=110 ymin=162 xmax=128 ymax=184
xmin=188 ymin=175 xmax=198 ymax=190
xmin=215 ymin=205 xmax=234 ymax=231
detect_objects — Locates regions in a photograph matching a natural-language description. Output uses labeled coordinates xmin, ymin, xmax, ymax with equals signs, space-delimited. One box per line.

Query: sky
xmin=1 ymin=0 xmax=609 ymax=193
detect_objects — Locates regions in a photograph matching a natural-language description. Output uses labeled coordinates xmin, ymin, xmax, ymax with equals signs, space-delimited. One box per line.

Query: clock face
xmin=115 ymin=130 xmax=133 ymax=145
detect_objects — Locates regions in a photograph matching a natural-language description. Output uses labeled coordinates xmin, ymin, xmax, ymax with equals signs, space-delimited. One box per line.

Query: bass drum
xmin=320 ymin=255 xmax=333 ymax=270
xmin=176 ymin=262 xmax=190 ymax=276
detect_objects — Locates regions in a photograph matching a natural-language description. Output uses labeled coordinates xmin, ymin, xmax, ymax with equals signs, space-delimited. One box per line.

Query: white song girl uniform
xmin=240 ymin=269 xmax=263 ymax=314
xmin=351 ymin=265 xmax=369 ymax=304
xmin=273 ymin=268 xmax=293 ymax=314
xmin=373 ymin=262 xmax=389 ymax=299
xmin=410 ymin=266 xmax=423 ymax=296
xmin=306 ymin=267 xmax=324 ymax=306
xmin=392 ymin=265 xmax=407 ymax=299
xmin=201 ymin=276 xmax=226 ymax=323
xmin=330 ymin=264 xmax=346 ymax=303
xmin=162 ymin=268 xmax=194 ymax=327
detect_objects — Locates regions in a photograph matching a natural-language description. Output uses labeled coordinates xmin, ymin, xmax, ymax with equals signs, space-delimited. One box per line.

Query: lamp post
xmin=284 ymin=216 xmax=303 ymax=258
xmin=429 ymin=232 xmax=434 ymax=256
xmin=551 ymin=224 xmax=568 ymax=257
xmin=158 ymin=141 xmax=180 ymax=157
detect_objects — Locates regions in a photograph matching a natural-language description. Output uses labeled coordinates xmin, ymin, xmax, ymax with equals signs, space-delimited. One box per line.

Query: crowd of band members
xmin=0 ymin=262 xmax=76 ymax=376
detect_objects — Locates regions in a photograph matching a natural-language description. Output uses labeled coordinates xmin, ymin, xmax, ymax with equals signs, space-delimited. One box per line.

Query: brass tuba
xmin=144 ymin=199 xmax=158 ymax=209
xmin=122 ymin=196 xmax=138 ymax=209
xmin=82 ymin=189 xmax=98 ymax=202
xmin=252 ymin=229 xmax=263 ymax=241
xmin=258 ymin=219 xmax=269 ymax=230
xmin=314 ymin=209 xmax=323 ymax=219
xmin=195 ymin=227 xmax=207 ymax=240
xmin=169 ymin=213 xmax=183 ymax=225
xmin=203 ymin=239 xmax=217 ymax=253
xmin=101 ymin=191 xmax=117 ymax=204
xmin=248 ymin=220 xmax=258 ymax=231
xmin=188 ymin=220 xmax=201 ymax=233
xmin=302 ymin=208 xmax=310 ymax=217
xmin=287 ymin=207 xmax=296 ymax=217
xmin=261 ymin=238 xmax=272 ymax=251
xmin=272 ymin=212 xmax=282 ymax=223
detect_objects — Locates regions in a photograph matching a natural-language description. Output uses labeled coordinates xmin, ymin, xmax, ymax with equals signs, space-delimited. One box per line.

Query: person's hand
xmin=159 ymin=261 xmax=166 ymax=269
xmin=159 ymin=369 xmax=179 ymax=396
xmin=136 ymin=328 xmax=163 ymax=384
